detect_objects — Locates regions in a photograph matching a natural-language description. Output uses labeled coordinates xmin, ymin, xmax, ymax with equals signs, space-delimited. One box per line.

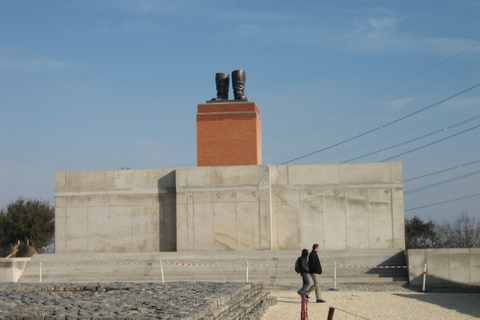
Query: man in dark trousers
xmin=308 ymin=243 xmax=325 ymax=303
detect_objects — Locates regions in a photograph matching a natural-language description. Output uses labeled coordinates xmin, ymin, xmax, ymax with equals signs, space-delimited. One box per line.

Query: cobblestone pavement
xmin=0 ymin=282 xmax=258 ymax=319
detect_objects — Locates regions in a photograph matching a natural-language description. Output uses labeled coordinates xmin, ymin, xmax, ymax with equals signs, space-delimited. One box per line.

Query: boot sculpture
xmin=211 ymin=73 xmax=229 ymax=101
xmin=210 ymin=70 xmax=248 ymax=101
xmin=232 ymin=69 xmax=247 ymax=101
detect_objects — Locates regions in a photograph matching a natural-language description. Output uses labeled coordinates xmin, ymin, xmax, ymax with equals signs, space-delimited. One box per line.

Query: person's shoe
xmin=316 ymin=299 xmax=326 ymax=303
xmin=306 ymin=294 xmax=310 ymax=300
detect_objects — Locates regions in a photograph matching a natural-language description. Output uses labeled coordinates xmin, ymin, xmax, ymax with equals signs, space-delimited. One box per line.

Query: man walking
xmin=307 ymin=243 xmax=325 ymax=303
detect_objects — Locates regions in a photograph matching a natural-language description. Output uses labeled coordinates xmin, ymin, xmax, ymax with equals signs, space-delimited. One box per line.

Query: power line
xmin=266 ymin=58 xmax=480 ymax=149
xmin=380 ymin=123 xmax=480 ymax=162
xmin=280 ymin=82 xmax=480 ymax=164
xmin=315 ymin=102 xmax=480 ymax=163
xmin=404 ymin=159 xmax=480 ymax=182
xmin=405 ymin=169 xmax=480 ymax=195
xmin=405 ymin=192 xmax=480 ymax=212
xmin=265 ymin=40 xmax=480 ymax=144
xmin=342 ymin=115 xmax=480 ymax=163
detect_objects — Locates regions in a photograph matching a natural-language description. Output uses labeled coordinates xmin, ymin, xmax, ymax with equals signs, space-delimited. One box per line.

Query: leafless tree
xmin=435 ymin=210 xmax=480 ymax=248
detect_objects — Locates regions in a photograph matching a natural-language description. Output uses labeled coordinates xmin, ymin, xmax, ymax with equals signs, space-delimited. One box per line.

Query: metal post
xmin=160 ymin=260 xmax=165 ymax=283
xmin=301 ymin=293 xmax=308 ymax=320
xmin=333 ymin=261 xmax=337 ymax=290
xmin=422 ymin=263 xmax=427 ymax=292
xmin=39 ymin=262 xmax=42 ymax=283
xmin=245 ymin=261 xmax=249 ymax=283
xmin=327 ymin=307 xmax=335 ymax=320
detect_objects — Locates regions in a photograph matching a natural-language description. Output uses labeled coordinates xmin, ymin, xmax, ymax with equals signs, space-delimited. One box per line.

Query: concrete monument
xmin=55 ymin=163 xmax=405 ymax=253
xmin=54 ymin=72 xmax=405 ymax=254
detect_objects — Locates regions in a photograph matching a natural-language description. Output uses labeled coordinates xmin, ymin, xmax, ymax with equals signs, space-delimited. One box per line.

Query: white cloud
xmin=0 ymin=50 xmax=78 ymax=73
xmin=385 ymin=97 xmax=416 ymax=110
xmin=367 ymin=17 xmax=398 ymax=31
xmin=120 ymin=19 xmax=165 ymax=34
xmin=441 ymin=97 xmax=480 ymax=112
xmin=79 ymin=0 xmax=205 ymax=15
xmin=216 ymin=11 xmax=308 ymax=23
xmin=227 ymin=8 xmax=479 ymax=58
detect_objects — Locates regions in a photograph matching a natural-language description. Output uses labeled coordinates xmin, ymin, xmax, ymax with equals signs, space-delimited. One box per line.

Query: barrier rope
xmin=4 ymin=261 xmax=461 ymax=268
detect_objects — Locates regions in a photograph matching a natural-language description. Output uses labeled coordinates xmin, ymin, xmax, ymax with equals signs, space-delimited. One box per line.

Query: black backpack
xmin=294 ymin=257 xmax=301 ymax=273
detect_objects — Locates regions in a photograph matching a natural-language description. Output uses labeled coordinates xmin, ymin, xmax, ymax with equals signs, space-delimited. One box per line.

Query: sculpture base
xmin=206 ymin=99 xmax=248 ymax=103
xmin=197 ymin=101 xmax=262 ymax=166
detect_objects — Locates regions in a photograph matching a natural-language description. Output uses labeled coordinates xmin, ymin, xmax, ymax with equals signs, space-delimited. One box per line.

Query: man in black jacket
xmin=308 ymin=243 xmax=325 ymax=303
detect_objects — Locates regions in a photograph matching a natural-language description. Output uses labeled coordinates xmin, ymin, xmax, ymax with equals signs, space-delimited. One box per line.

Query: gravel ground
xmin=261 ymin=286 xmax=480 ymax=320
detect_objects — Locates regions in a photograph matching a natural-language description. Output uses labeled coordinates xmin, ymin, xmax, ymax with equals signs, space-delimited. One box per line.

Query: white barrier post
xmin=245 ymin=261 xmax=249 ymax=283
xmin=422 ymin=263 xmax=427 ymax=292
xmin=39 ymin=262 xmax=42 ymax=283
xmin=333 ymin=261 xmax=337 ymax=290
xmin=160 ymin=260 xmax=165 ymax=283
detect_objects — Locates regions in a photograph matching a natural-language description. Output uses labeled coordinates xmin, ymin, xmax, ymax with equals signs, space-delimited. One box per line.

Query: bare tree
xmin=435 ymin=211 xmax=480 ymax=248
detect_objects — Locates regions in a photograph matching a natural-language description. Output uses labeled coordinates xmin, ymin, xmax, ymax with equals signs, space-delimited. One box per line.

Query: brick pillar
xmin=197 ymin=102 xmax=262 ymax=166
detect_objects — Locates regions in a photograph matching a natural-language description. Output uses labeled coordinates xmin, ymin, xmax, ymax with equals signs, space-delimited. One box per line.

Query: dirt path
xmin=261 ymin=290 xmax=480 ymax=320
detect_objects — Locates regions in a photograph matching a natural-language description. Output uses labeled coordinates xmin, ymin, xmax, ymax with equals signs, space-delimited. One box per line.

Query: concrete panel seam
xmin=55 ymin=188 xmax=167 ymax=197
xmin=177 ymin=186 xmax=267 ymax=193
xmin=271 ymin=183 xmax=402 ymax=189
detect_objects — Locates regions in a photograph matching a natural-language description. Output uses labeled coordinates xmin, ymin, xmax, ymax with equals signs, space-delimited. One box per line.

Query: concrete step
xmin=17 ymin=249 xmax=408 ymax=286
xmin=211 ymin=284 xmax=276 ymax=320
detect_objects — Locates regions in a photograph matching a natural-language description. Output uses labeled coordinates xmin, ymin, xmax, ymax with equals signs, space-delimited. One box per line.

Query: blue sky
xmin=1 ymin=0 xmax=479 ymax=223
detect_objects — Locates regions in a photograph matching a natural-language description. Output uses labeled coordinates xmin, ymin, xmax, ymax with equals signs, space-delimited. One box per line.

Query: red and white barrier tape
xmin=19 ymin=261 xmax=465 ymax=269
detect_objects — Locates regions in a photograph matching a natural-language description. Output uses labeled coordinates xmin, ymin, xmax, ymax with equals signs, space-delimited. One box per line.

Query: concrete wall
xmin=270 ymin=163 xmax=404 ymax=250
xmin=176 ymin=165 xmax=273 ymax=251
xmin=55 ymin=162 xmax=404 ymax=253
xmin=406 ymin=249 xmax=480 ymax=286
xmin=176 ymin=163 xmax=404 ymax=251
xmin=0 ymin=258 xmax=30 ymax=282
xmin=55 ymin=169 xmax=177 ymax=253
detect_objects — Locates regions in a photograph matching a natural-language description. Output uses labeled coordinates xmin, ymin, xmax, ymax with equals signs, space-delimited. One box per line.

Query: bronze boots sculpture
xmin=232 ymin=69 xmax=247 ymax=101
xmin=211 ymin=70 xmax=248 ymax=101
xmin=211 ymin=73 xmax=229 ymax=101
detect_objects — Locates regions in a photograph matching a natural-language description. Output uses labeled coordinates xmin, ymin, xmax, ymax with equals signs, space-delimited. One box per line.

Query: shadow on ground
xmin=396 ymin=278 xmax=480 ymax=319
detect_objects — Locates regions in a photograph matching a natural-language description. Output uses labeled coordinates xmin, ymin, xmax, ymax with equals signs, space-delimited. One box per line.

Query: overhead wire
xmin=280 ymin=82 xmax=480 ymax=164
xmin=379 ymin=123 xmax=480 ymax=162
xmin=266 ymin=58 xmax=480 ymax=149
xmin=405 ymin=192 xmax=480 ymax=212
xmin=342 ymin=114 xmax=480 ymax=163
xmin=405 ymin=169 xmax=480 ymax=195
xmin=404 ymin=159 xmax=480 ymax=182
xmin=265 ymin=41 xmax=480 ymax=144
xmin=314 ymin=102 xmax=480 ymax=163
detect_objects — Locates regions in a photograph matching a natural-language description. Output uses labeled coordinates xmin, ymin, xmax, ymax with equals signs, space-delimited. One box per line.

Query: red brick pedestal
xmin=197 ymin=102 xmax=262 ymax=166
